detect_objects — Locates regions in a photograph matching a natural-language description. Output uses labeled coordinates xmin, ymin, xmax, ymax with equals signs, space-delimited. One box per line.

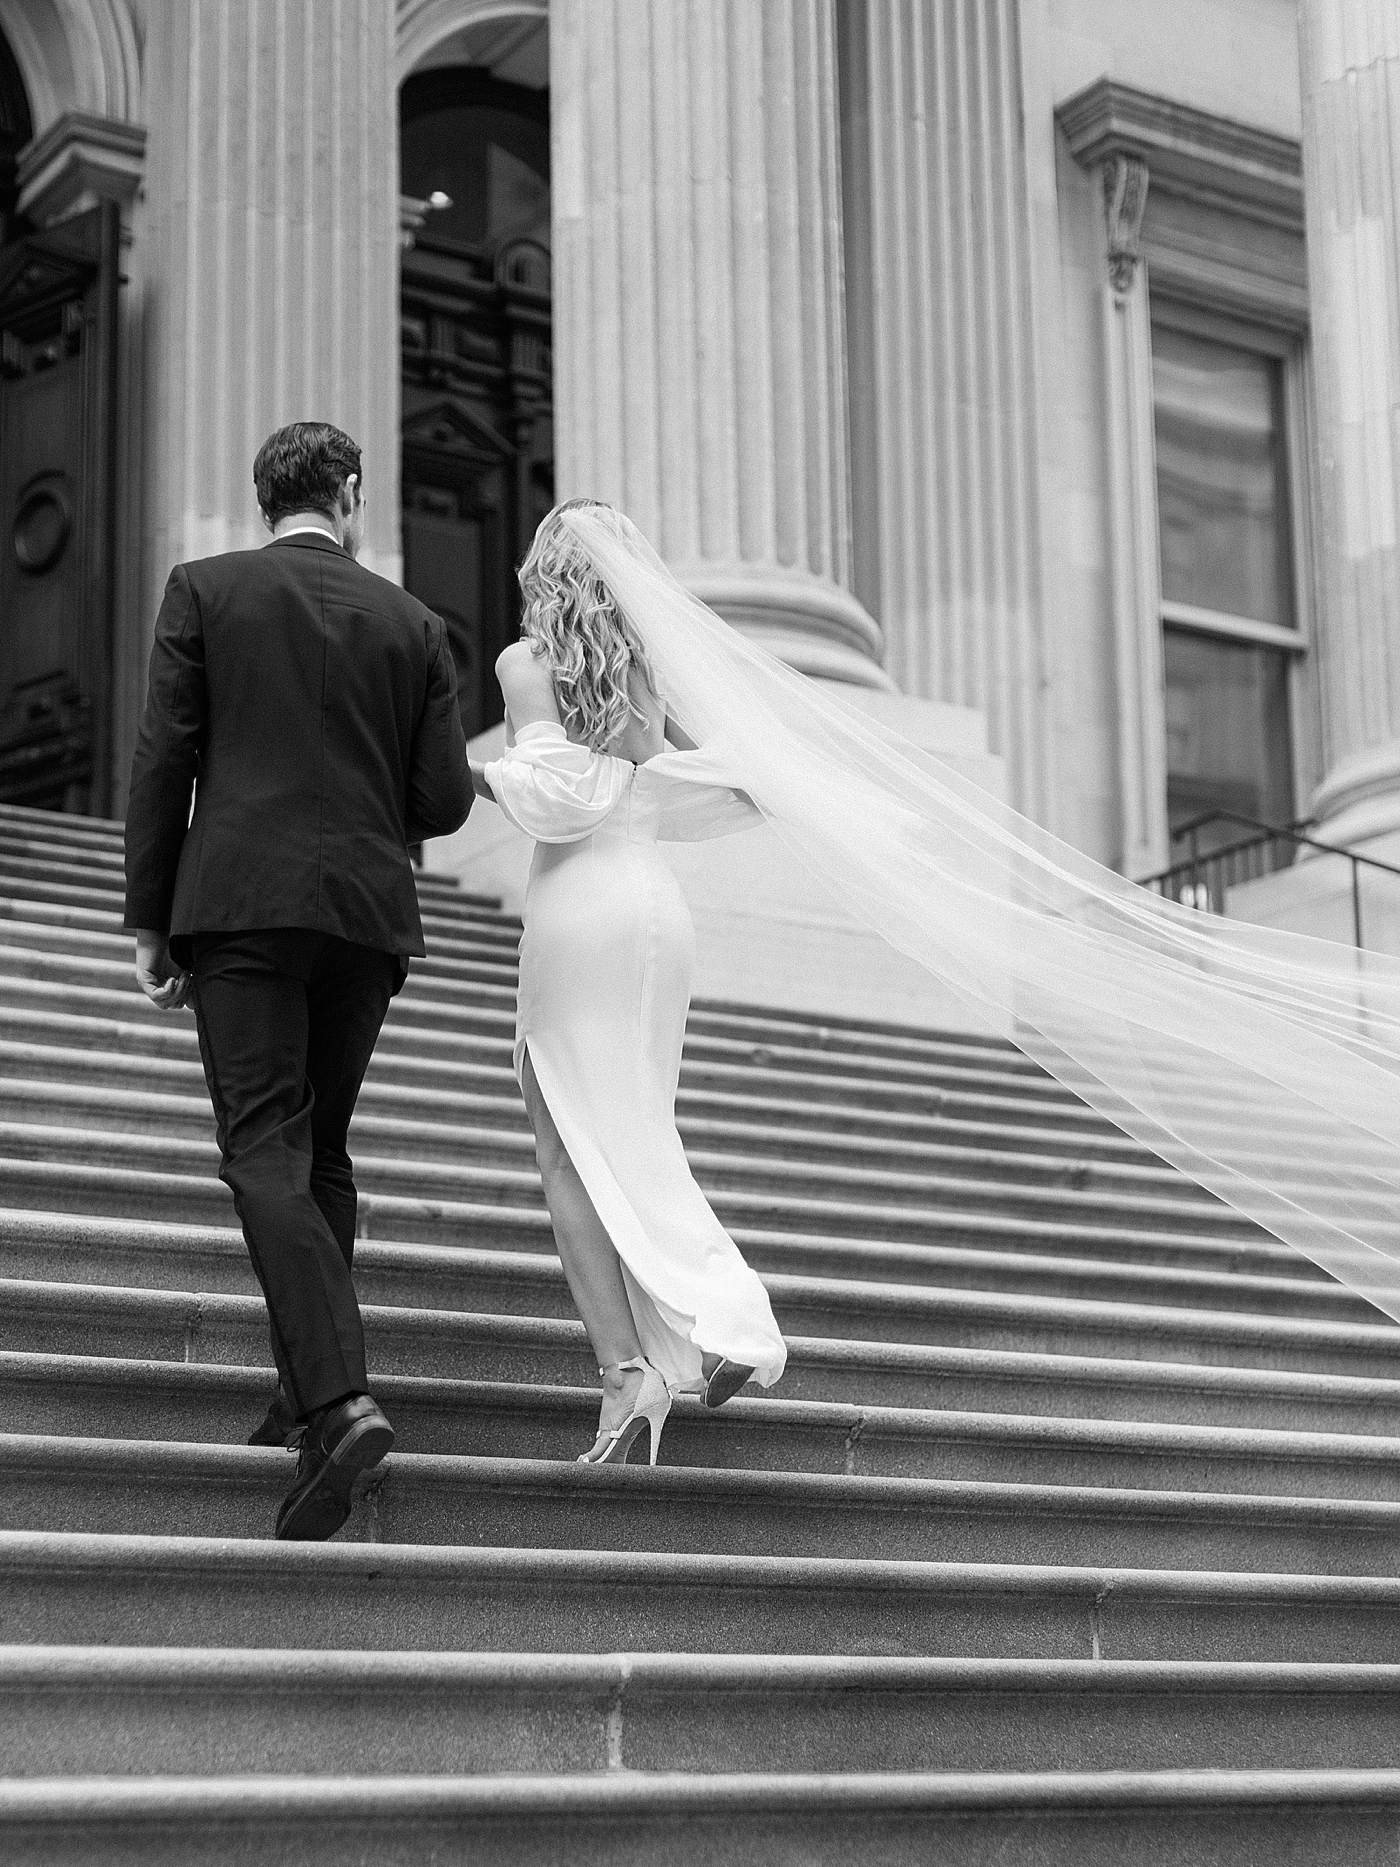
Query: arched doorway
xmin=0 ymin=22 xmax=120 ymax=814
xmin=399 ymin=18 xmax=553 ymax=743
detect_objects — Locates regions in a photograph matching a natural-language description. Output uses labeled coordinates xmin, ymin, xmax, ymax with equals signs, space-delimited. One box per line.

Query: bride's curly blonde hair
xmin=517 ymin=498 xmax=659 ymax=752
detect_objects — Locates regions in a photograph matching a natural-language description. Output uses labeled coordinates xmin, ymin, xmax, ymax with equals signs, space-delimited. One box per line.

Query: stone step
xmin=0 ymin=1018 xmax=1140 ymax=1145
xmin=10 ymin=1274 xmax=1400 ymax=1433
xmin=0 ymin=912 xmax=523 ymax=990
xmin=0 ymin=947 xmax=1077 ymax=1102
xmin=0 ymin=1115 xmax=1263 ymax=1245
xmin=0 ymin=1155 xmax=1353 ymax=1318
xmin=8 ymin=1435 xmax=1400 ymax=1573
xmin=14 ymin=1530 xmax=1400 ymax=1664
xmin=0 ymin=989 xmax=1331 ymax=1171
xmin=0 ymin=1075 xmax=1202 ymax=1197
xmin=0 ymin=833 xmax=497 ymax=918
xmin=0 ymin=866 xmax=1343 ymax=1128
xmin=0 ymin=801 xmax=126 ymax=840
xmin=10 ymin=1353 xmax=1400 ymax=1500
xmin=0 ymin=860 xmax=526 ymax=946
xmin=0 ymin=898 xmax=1054 ymax=1075
xmin=0 ymin=978 xmax=1116 ymax=1124
xmin=5 ymin=1648 xmax=1400 ymax=1780
xmin=2 ymin=1769 xmax=1398 ymax=1867
xmin=0 ymin=843 xmax=493 ymax=913
xmin=3 ymin=1211 xmax=1393 ymax=1375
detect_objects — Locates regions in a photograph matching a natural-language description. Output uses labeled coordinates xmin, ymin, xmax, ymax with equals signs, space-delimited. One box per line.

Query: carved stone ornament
xmin=1103 ymin=153 xmax=1149 ymax=297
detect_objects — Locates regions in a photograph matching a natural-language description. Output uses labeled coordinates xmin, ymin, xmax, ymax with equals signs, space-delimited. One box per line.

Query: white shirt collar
xmin=273 ymin=524 xmax=340 ymax=545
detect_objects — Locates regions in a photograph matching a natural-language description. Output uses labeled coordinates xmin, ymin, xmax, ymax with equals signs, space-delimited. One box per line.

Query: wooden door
xmin=401 ymin=464 xmax=507 ymax=743
xmin=0 ymin=204 xmax=119 ymax=813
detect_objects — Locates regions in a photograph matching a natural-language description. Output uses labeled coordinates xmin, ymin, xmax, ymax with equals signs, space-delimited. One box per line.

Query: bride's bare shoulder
xmin=496 ymin=639 xmax=562 ymax=726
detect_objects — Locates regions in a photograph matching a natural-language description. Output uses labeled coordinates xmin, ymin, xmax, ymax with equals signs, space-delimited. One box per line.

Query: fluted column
xmin=142 ymin=0 xmax=401 ymax=599
xmin=841 ymin=0 xmax=1048 ymax=811
xmin=1300 ymin=0 xmax=1400 ymax=845
xmin=551 ymin=0 xmax=888 ymax=686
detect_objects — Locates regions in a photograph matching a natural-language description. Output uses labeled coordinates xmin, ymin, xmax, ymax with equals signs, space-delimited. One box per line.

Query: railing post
xmin=1352 ymin=859 xmax=1364 ymax=949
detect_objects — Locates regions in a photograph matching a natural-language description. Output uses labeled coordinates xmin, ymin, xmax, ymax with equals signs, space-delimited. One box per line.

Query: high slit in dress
xmin=484 ymin=719 xmax=787 ymax=1394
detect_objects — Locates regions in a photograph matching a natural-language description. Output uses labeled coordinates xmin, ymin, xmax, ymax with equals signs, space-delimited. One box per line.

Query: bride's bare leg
xmin=521 ymin=1047 xmax=645 ymax=1433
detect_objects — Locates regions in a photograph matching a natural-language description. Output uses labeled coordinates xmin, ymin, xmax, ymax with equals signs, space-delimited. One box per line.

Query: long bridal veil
xmin=560 ymin=503 xmax=1400 ymax=1329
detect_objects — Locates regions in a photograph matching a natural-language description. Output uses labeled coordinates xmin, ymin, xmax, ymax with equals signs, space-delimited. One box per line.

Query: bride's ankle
xmin=600 ymin=1362 xmax=644 ymax=1399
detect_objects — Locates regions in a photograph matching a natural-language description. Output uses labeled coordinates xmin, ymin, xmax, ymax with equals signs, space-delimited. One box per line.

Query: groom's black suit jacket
xmin=123 ymin=531 xmax=472 ymax=970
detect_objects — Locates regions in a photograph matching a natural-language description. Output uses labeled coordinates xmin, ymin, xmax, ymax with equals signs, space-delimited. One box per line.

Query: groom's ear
xmin=340 ymin=473 xmax=362 ymax=515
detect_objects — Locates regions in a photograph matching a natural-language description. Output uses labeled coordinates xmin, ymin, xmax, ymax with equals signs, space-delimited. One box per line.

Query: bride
xmin=474 ymin=496 xmax=1400 ymax=1468
xmin=470 ymin=498 xmax=786 ymax=1465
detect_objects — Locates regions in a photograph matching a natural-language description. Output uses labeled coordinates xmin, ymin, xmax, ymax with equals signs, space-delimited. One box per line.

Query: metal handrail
xmin=1143 ymin=810 xmax=1400 ymax=949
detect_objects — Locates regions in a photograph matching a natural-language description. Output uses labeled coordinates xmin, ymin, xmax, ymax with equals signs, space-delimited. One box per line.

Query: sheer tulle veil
xmin=559 ymin=501 xmax=1400 ymax=1326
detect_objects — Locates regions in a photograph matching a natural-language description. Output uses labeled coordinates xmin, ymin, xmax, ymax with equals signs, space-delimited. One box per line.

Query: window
xmin=1151 ymin=321 xmax=1303 ymax=852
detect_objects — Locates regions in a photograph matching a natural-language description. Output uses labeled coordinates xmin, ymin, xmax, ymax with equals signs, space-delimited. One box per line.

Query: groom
xmin=123 ymin=421 xmax=472 ymax=1540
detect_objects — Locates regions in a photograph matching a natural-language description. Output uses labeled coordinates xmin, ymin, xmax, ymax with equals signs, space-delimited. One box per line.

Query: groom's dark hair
xmin=253 ymin=422 xmax=362 ymax=526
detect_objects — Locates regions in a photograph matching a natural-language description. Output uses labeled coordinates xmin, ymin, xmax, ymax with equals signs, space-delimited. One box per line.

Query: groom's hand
xmin=133 ymin=928 xmax=193 ymax=1011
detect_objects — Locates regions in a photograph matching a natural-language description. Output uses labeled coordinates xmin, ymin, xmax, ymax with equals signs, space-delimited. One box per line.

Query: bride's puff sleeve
xmin=483 ymin=721 xmax=630 ymax=843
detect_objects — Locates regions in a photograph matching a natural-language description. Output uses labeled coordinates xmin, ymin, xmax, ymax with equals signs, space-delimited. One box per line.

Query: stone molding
xmin=1058 ymin=79 xmax=1307 ymax=328
xmin=1057 ymin=78 xmax=1303 ymax=232
xmin=16 ymin=109 xmax=144 ymax=225
xmin=0 ymin=0 xmax=141 ymax=135
xmin=395 ymin=0 xmax=546 ymax=85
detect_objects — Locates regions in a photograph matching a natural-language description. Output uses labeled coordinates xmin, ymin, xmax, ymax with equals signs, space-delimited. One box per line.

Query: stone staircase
xmin=2 ymin=799 xmax=1400 ymax=1863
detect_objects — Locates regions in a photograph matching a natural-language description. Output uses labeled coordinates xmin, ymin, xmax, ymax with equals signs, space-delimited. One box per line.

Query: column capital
xmin=16 ymin=110 xmax=145 ymax=227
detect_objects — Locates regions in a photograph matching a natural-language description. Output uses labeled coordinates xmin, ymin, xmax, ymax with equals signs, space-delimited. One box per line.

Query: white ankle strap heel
xmin=578 ymin=1355 xmax=672 ymax=1466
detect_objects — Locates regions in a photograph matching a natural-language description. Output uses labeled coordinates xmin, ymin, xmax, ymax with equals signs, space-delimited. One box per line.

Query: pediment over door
xmin=401 ymin=396 xmax=517 ymax=463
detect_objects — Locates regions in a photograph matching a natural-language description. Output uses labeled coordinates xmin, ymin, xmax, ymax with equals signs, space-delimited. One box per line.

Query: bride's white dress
xmin=484 ymin=719 xmax=788 ymax=1394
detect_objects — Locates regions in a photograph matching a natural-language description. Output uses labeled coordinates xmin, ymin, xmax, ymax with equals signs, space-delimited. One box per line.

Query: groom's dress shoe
xmin=275 ymin=1393 xmax=394 ymax=1542
xmin=249 ymin=1385 xmax=298 ymax=1447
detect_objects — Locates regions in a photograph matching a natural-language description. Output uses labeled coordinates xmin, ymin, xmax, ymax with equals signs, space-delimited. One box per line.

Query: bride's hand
xmin=469 ymin=760 xmax=496 ymax=802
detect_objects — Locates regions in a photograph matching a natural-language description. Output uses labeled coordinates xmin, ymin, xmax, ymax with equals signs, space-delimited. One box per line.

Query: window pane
xmin=1164 ymin=628 xmax=1293 ymax=843
xmin=1153 ymin=325 xmax=1293 ymax=628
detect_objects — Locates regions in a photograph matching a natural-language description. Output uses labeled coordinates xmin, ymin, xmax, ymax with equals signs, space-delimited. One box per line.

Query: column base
xmin=1309 ymin=741 xmax=1400 ymax=848
xmin=681 ymin=563 xmax=896 ymax=691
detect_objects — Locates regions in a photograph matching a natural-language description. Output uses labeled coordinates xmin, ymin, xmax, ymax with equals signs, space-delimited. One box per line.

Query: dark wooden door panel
xmin=402 ymin=503 xmax=490 ymax=740
xmin=0 ymin=204 xmax=119 ymax=812
xmin=400 ymin=233 xmax=552 ymax=743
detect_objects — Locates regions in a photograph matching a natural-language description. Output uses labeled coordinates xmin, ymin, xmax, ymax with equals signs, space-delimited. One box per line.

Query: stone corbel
xmin=1103 ymin=153 xmax=1149 ymax=299
xmin=16 ymin=110 xmax=145 ymax=228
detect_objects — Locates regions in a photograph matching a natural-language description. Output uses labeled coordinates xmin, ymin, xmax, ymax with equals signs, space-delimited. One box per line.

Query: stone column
xmin=1299 ymin=0 xmax=1400 ymax=845
xmin=141 ymin=0 xmax=401 ymax=597
xmin=840 ymin=0 xmax=1051 ymax=814
xmin=550 ymin=0 xmax=889 ymax=687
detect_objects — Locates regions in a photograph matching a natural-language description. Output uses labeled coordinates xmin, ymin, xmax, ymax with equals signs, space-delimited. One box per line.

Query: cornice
xmin=17 ymin=108 xmax=145 ymax=224
xmin=1056 ymin=78 xmax=1303 ymax=232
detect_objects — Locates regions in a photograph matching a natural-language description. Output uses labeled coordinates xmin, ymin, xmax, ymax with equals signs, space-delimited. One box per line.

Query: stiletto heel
xmin=578 ymin=1356 xmax=672 ymax=1466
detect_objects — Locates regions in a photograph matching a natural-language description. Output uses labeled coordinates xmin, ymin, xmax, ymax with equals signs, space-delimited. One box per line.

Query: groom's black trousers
xmin=190 ymin=930 xmax=398 ymax=1419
